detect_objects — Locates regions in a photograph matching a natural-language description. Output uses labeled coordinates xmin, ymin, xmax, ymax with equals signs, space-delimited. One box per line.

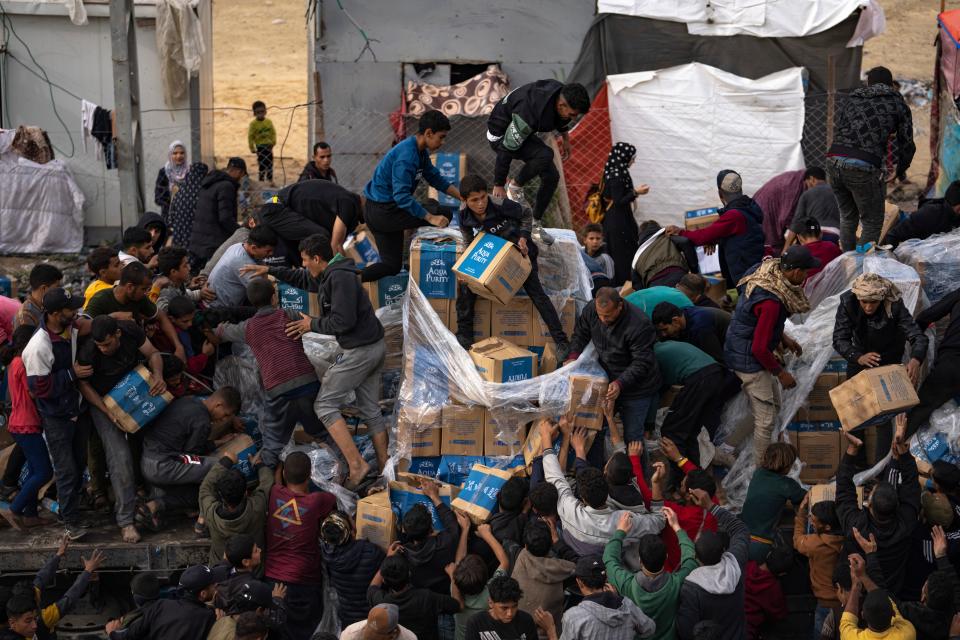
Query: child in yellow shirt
xmin=248 ymin=100 xmax=276 ymax=186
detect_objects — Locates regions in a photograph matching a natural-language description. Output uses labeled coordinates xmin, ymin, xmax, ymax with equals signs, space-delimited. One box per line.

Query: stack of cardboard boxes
xmin=786 ymin=357 xmax=847 ymax=484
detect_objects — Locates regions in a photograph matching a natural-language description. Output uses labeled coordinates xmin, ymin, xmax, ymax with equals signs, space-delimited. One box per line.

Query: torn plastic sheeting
xmin=719 ymin=254 xmax=927 ymax=509
xmin=894 ymin=229 xmax=960 ymax=304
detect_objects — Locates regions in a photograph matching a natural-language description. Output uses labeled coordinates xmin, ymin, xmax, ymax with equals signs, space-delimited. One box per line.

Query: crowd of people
xmin=0 ymin=67 xmax=957 ymax=640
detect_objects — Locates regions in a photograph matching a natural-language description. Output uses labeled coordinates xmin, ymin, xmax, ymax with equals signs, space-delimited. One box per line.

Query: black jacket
xmin=278 ymin=179 xmax=362 ymax=234
xmin=401 ymin=502 xmax=460 ymax=595
xmin=269 ymin=257 xmax=383 ymax=349
xmin=190 ymin=170 xmax=240 ymax=260
xmin=896 ymin=556 xmax=960 ymax=640
xmin=676 ymin=506 xmax=750 ymax=640
xmin=322 ymin=539 xmax=385 ymax=627
xmin=828 ymin=83 xmax=915 ymax=177
xmin=916 ymin=286 xmax=960 ymax=358
xmin=568 ymin=302 xmax=661 ymax=398
xmin=836 ymin=452 xmax=921 ymax=597
xmin=110 ymin=594 xmax=215 ymax=640
xmin=886 ymin=198 xmax=960 ymax=249
xmin=298 ymin=162 xmax=337 ymax=183
xmin=459 ymin=196 xmax=531 ymax=246
xmin=832 ymin=291 xmax=928 ymax=371
xmin=367 ymin=584 xmax=460 ymax=640
xmin=142 ymin=396 xmax=212 ymax=458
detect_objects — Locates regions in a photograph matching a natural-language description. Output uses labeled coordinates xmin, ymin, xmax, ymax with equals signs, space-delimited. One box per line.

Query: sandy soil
xmin=211 ymin=0 xmax=310 ymax=187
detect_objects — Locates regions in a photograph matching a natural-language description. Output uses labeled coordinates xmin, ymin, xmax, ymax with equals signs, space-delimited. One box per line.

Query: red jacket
xmin=745 ymin=561 xmax=788 ymax=640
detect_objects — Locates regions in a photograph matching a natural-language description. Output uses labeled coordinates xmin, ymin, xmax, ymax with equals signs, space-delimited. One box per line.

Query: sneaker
xmin=505 ymin=181 xmax=527 ymax=205
xmin=531 ymin=220 xmax=555 ymax=246
xmin=64 ymin=523 xmax=88 ymax=541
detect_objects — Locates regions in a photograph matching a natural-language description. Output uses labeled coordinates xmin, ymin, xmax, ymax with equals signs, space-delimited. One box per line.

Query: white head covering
xmin=164 ymin=140 xmax=189 ymax=184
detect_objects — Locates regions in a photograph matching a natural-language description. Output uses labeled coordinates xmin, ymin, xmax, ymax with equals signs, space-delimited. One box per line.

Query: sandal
xmin=134 ymin=502 xmax=162 ymax=533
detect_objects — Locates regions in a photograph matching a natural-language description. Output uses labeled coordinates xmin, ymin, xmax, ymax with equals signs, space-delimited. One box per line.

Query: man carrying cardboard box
xmin=833 ymin=273 xmax=927 ymax=456
xmin=454 ymin=175 xmax=570 ymax=356
xmin=565 ymin=288 xmax=661 ymax=457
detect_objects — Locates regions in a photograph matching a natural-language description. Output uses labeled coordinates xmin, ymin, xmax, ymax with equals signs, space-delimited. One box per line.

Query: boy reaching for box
xmin=455 ymin=174 xmax=570 ymax=359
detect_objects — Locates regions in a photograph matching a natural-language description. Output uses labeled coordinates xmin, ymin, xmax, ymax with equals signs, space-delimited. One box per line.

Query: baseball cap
xmin=716 ymin=169 xmax=742 ymax=193
xmin=42 ymin=288 xmax=84 ymax=313
xmin=227 ymin=157 xmax=248 ymax=174
xmin=575 ymin=554 xmax=606 ymax=581
xmin=179 ymin=564 xmax=231 ymax=592
xmin=780 ymin=245 xmax=821 ymax=271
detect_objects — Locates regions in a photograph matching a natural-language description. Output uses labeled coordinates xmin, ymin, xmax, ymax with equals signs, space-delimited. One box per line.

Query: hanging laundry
xmin=11 ymin=126 xmax=55 ymax=164
xmin=80 ymin=99 xmax=97 ymax=153
xmin=91 ymin=106 xmax=116 ymax=169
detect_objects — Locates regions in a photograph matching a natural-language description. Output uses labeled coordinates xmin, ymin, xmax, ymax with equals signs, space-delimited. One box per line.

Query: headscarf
xmin=164 ymin=140 xmax=189 ymax=184
xmin=739 ymin=257 xmax=811 ymax=315
xmin=603 ymin=142 xmax=636 ymax=190
xmin=851 ymin=273 xmax=902 ymax=304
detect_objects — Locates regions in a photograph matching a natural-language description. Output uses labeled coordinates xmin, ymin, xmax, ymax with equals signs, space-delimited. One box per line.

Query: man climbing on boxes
xmin=455 ymin=174 xmax=570 ymax=358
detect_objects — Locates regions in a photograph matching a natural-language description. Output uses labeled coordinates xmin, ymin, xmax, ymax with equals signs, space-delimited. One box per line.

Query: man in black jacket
xmin=826 ymin=67 xmax=915 ymax=251
xmin=564 ymin=288 xmax=661 ymax=464
xmin=487 ymin=80 xmax=590 ymax=246
xmin=298 ymin=141 xmax=337 ymax=183
xmin=455 ymin=174 xmax=569 ymax=355
xmin=262 ymin=178 xmax=363 ymax=258
xmin=885 ymin=181 xmax=960 ymax=249
xmin=832 ymin=273 xmax=927 ymax=454
xmin=189 ymin=157 xmax=246 ymax=270
xmin=399 ymin=479 xmax=460 ymax=595
xmin=243 ymin=232 xmax=388 ymax=482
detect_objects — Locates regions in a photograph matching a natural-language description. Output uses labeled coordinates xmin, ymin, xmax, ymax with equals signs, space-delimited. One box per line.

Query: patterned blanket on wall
xmin=404 ymin=64 xmax=510 ymax=118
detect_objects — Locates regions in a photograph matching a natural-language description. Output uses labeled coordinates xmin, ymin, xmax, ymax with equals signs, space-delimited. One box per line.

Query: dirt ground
xmin=211 ymin=0 xmax=310 ymax=187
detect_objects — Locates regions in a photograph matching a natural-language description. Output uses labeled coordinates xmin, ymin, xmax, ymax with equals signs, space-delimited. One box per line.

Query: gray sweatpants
xmin=314 ymin=339 xmax=386 ymax=435
xmin=90 ymin=406 xmax=138 ymax=527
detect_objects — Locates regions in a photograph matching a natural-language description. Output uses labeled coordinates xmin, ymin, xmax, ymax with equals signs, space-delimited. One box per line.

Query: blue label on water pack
xmin=456 ymin=234 xmax=510 ymax=280
xmin=458 ymin=468 xmax=509 ymax=513
xmin=0 ymin=277 xmax=14 ymax=298
xmin=240 ymin=413 xmax=262 ymax=446
xmin=409 ymin=347 xmax=449 ymax=405
xmin=106 ymin=370 xmax=170 ymax=429
xmin=685 ymin=207 xmax=719 ymax=221
xmin=438 ymin=455 xmax=487 ymax=487
xmin=233 ymin=445 xmax=258 ymax=479
xmin=433 ymin=153 xmax=463 ymax=208
xmin=501 ymin=357 xmax=534 ymax=383
xmin=406 ymin=456 xmax=442 ymax=478
xmin=416 ymin=242 xmax=458 ymax=299
xmin=279 ymin=283 xmax=310 ymax=316
xmin=390 ymin=485 xmax=452 ymax=531
xmin=375 ymin=272 xmax=409 ymax=307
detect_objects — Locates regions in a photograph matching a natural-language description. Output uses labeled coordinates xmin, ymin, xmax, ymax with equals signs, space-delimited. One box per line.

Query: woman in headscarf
xmin=600 ymin=142 xmax=649 ymax=285
xmin=833 ymin=272 xmax=928 ymax=456
xmin=155 ymin=141 xmax=189 ymax=219
xmin=167 ymin=161 xmax=209 ymax=249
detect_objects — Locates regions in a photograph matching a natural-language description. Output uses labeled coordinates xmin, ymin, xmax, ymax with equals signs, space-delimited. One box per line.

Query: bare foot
xmin=0 ymin=507 xmax=24 ymax=531
xmin=121 ymin=525 xmax=141 ymax=543
xmin=346 ymin=461 xmax=373 ymax=491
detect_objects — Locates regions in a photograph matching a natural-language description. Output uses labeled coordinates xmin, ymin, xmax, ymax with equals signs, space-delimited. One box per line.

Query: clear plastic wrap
xmin=894 ymin=228 xmax=960 ymax=304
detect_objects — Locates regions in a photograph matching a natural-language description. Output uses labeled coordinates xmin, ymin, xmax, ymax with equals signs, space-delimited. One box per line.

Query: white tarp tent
xmin=596 ymin=0 xmax=880 ymax=40
xmin=607 ymin=63 xmax=806 ymax=227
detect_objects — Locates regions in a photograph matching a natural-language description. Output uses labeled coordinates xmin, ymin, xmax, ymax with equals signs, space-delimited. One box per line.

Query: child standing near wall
xmin=248 ymin=101 xmax=277 ymax=186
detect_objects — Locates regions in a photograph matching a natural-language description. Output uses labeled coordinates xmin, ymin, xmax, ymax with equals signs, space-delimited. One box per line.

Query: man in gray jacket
xmin=559 ymin=555 xmax=655 ymax=640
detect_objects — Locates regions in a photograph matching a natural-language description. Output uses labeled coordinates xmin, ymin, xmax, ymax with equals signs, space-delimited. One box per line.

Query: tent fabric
xmin=404 ymin=64 xmax=510 ymax=118
xmin=567 ymin=13 xmax=863 ymax=99
xmin=156 ymin=0 xmax=206 ymax=108
xmin=596 ymin=0 xmax=871 ymax=39
xmin=939 ymin=12 xmax=960 ymax=100
xmin=562 ymin=83 xmax=612 ymax=230
xmin=0 ymin=131 xmax=85 ymax=253
xmin=606 ymin=64 xmax=805 ymax=227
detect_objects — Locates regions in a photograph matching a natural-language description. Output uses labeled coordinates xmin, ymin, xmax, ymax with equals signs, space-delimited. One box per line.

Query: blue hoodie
xmin=363 ymin=136 xmax=452 ymax=219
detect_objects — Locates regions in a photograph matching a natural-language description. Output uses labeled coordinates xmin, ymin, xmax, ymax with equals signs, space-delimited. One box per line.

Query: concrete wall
xmin=312 ymin=0 xmax=596 ymax=192
xmin=0 ymin=0 xmax=196 ymax=241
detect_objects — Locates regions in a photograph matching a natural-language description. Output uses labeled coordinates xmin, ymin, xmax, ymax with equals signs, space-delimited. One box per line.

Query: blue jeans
xmin=10 ymin=433 xmax=52 ymax=517
xmin=813 ymin=604 xmax=832 ymax=640
xmin=587 ymin=394 xmax=655 ymax=468
xmin=826 ymin=156 xmax=884 ymax=251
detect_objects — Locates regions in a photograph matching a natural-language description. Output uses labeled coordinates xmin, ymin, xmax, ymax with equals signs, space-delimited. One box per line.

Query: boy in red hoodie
xmin=744 ymin=546 xmax=791 ymax=639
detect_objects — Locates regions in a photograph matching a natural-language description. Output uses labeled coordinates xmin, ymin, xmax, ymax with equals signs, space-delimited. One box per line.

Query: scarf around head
xmin=603 ymin=142 xmax=636 ymax=190
xmin=851 ymin=273 xmax=902 ymax=304
xmin=164 ymin=140 xmax=189 ymax=184
xmin=739 ymin=257 xmax=811 ymax=314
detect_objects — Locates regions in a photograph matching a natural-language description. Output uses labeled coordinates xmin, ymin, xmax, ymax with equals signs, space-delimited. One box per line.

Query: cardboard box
xmin=829 ymin=365 xmax=919 ymax=431
xmin=469 ymin=337 xmax=537 ymax=383
xmin=355 ymin=491 xmax=396 ymax=551
xmin=389 ymin=475 xmax=456 ymax=531
xmin=429 ymin=152 xmax=467 ymax=208
xmin=485 ymin=421 xmax=526 ymax=457
xmin=521 ymin=424 xmax=592 ymax=468
xmin=809 ymin=482 xmax=864 ymax=508
xmin=364 ymin=271 xmax=409 ymax=309
xmin=0 ymin=276 xmax=18 ymax=299
xmin=684 ymin=207 xmax=719 ymax=231
xmin=410 ymin=238 xmax=460 ymax=299
xmin=404 ymin=345 xmax=450 ymax=406
xmin=454 ymin=297 xmax=491 ymax=342
xmin=454 ymin=232 xmax=532 ymax=305
xmin=396 ymin=407 xmax=442 ymax=457
xmin=526 ymin=342 xmax=558 ymax=375
xmin=451 ymin=464 xmax=515 ymax=524
xmin=787 ymin=422 xmax=842 ymax=484
xmin=344 ymin=229 xmax=380 ymax=269
xmin=491 ymin=298 xmax=535 ymax=344
xmin=437 ymin=455 xmax=487 ymax=487
xmin=399 ymin=456 xmax=442 ymax=478
xmin=568 ymin=375 xmax=608 ymax=430
xmin=441 ymin=405 xmax=486 ymax=456
xmin=103 ymin=365 xmax=175 ymax=434
xmin=660 ymin=385 xmax=684 ymax=409
xmin=531 ymin=298 xmax=576 ymax=347
xmin=277 ymin=282 xmax=321 ymax=318
xmin=426 ymin=297 xmax=453 ymax=330
xmin=803 ymin=372 xmax=844 ymax=422
xmin=215 ymin=434 xmax=258 ymax=479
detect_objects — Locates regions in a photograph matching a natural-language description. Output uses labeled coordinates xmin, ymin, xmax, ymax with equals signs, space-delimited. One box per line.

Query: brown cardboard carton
xmin=809 ymin=482 xmax=864 ymax=508
xmin=829 ymin=365 xmax=919 ymax=431
xmin=568 ymin=375 xmax=608 ymax=430
xmin=453 ymin=232 xmax=532 ymax=305
xmin=703 ymin=274 xmax=726 ymax=304
xmin=684 ymin=207 xmax=719 ymax=231
xmin=787 ymin=428 xmax=841 ymax=483
xmin=409 ymin=236 xmax=461 ymax=300
xmin=491 ymin=298 xmax=535 ymax=344
xmin=448 ymin=297 xmax=492 ymax=341
xmin=804 ymin=372 xmax=842 ymax=422
xmin=355 ymin=491 xmax=396 ymax=551
xmin=441 ymin=405 xmax=486 ymax=456
xmin=396 ymin=407 xmax=442 ymax=457
xmin=451 ymin=464 xmax=515 ymax=524
xmin=531 ymin=298 xmax=576 ymax=347
xmin=427 ymin=298 xmax=453 ymax=329
xmin=428 ymin=152 xmax=467 ymax=204
xmin=485 ymin=421 xmax=527 ymax=457
xmin=469 ymin=337 xmax=538 ymax=383
xmin=539 ymin=341 xmax=558 ymax=375
xmin=102 ymin=364 xmax=176 ymax=434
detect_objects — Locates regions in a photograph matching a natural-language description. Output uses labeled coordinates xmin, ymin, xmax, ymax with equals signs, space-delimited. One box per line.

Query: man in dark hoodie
xmin=243 ymin=232 xmax=389 ymax=478
xmin=676 ymin=488 xmax=751 ymax=640
xmin=826 ymin=66 xmax=915 ymax=251
xmin=320 ymin=511 xmax=384 ymax=628
xmin=665 ymin=170 xmax=765 ymax=287
xmin=487 ymin=80 xmax=590 ymax=246
xmin=487 ymin=476 xmax=529 ymax=549
xmin=885 ymin=181 xmax=960 ymax=249
xmin=266 ymin=178 xmax=363 ymax=257
xmin=559 ymin=555 xmax=655 ymax=640
xmin=368 ymin=549 xmax=461 ymax=640
xmin=398 ymin=478 xmax=461 ymax=595
xmin=190 ymin=157 xmax=247 ymax=270
xmin=837 ymin=426 xmax=921 ymax=598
